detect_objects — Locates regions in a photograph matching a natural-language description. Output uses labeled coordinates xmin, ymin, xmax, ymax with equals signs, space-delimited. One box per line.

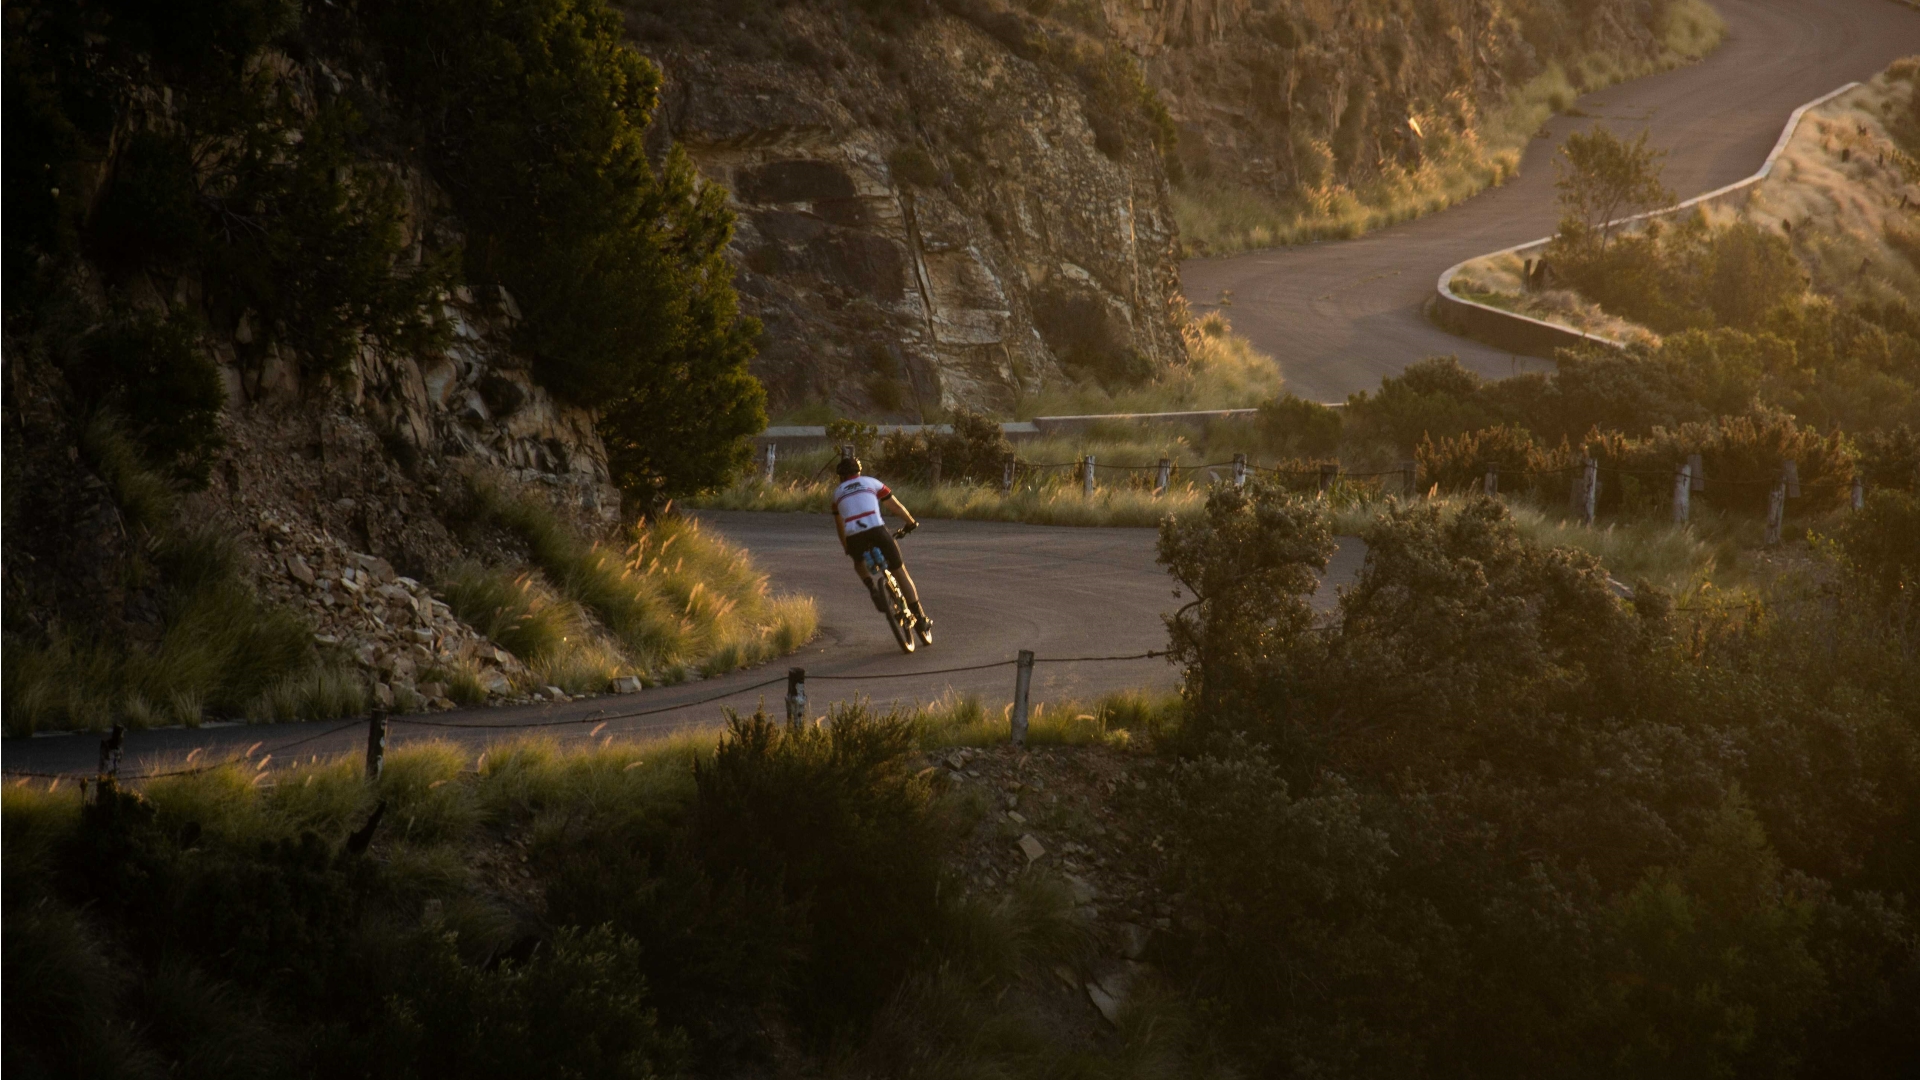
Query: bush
xmin=1856 ymin=424 xmax=1920 ymax=492
xmin=691 ymin=706 xmax=948 ymax=1041
xmin=373 ymin=0 xmax=765 ymax=508
xmin=1149 ymin=492 xmax=1920 ymax=1075
xmin=1254 ymin=393 xmax=1343 ymax=456
xmin=1344 ymin=356 xmax=1500 ymax=452
xmin=874 ymin=408 xmax=1012 ymax=484
xmin=1415 ymin=423 xmax=1565 ymax=494
xmin=67 ymin=310 xmax=225 ymax=489
xmin=888 ymin=145 xmax=943 ymax=187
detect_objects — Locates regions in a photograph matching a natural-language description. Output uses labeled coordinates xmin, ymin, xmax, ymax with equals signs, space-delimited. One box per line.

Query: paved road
xmin=2 ymin=512 xmax=1368 ymax=778
xmin=1182 ymin=0 xmax=1920 ymax=403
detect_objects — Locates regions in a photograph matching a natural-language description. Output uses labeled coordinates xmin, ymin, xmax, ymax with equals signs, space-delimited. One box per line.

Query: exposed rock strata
xmin=638 ymin=6 xmax=1188 ymax=418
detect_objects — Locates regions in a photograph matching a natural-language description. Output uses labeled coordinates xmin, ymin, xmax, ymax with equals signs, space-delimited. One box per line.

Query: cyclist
xmin=831 ymin=456 xmax=931 ymax=636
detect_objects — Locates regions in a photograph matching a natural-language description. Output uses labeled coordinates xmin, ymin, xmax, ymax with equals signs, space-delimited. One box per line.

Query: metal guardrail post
xmin=785 ymin=667 xmax=807 ymax=724
xmin=763 ymin=443 xmax=776 ymax=483
xmin=365 ymin=710 xmax=388 ymax=781
xmin=1483 ymin=464 xmax=1499 ymax=497
xmin=1155 ymin=458 xmax=1171 ymax=496
xmin=1765 ymin=483 xmax=1787 ymax=545
xmin=1673 ymin=463 xmax=1692 ymax=525
xmin=1852 ymin=475 xmax=1864 ymax=511
xmin=1232 ymin=454 xmax=1247 ymax=488
xmin=1582 ymin=458 xmax=1599 ymax=526
xmin=1082 ymin=456 xmax=1095 ymax=497
xmin=97 ymin=724 xmax=125 ymax=789
xmin=1002 ymin=454 xmax=1015 ymax=494
xmin=1010 ymin=650 xmax=1034 ymax=747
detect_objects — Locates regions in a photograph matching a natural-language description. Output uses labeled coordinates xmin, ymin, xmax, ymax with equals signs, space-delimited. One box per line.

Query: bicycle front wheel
xmin=882 ymin=573 xmax=916 ymax=654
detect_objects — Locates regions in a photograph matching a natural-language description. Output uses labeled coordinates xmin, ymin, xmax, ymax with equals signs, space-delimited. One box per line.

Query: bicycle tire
xmin=882 ymin=571 xmax=916 ymax=654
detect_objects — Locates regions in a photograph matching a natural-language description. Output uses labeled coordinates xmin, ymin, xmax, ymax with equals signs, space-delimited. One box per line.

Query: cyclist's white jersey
xmin=833 ymin=476 xmax=893 ymax=538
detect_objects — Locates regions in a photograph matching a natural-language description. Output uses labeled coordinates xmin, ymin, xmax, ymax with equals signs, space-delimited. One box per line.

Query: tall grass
xmin=451 ymin=481 xmax=818 ymax=684
xmin=2 ymin=526 xmax=360 ymax=736
xmin=1014 ymin=311 xmax=1286 ymax=416
xmin=1178 ymin=0 xmax=1725 ymax=256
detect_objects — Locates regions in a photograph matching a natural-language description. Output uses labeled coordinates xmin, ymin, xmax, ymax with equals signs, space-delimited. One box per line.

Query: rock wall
xmin=635 ymin=4 xmax=1188 ymax=419
xmin=1102 ymin=0 xmax=1675 ymax=225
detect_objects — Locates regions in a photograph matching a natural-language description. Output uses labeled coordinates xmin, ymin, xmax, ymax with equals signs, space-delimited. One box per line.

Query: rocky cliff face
xmin=631 ymin=2 xmax=1188 ymax=419
xmin=3 ymin=45 xmax=619 ymax=701
xmin=1105 ymin=0 xmax=1685 ymax=242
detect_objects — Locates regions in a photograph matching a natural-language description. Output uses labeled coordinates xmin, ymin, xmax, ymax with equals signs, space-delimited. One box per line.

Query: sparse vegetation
xmin=1 ymin=697 xmax=1182 ymax=1078
xmin=1176 ymin=0 xmax=1725 ymax=255
xmin=449 ymin=480 xmax=817 ymax=684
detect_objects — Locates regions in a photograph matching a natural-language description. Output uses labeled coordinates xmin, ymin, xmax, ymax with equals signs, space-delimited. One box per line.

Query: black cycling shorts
xmin=845 ymin=525 xmax=903 ymax=572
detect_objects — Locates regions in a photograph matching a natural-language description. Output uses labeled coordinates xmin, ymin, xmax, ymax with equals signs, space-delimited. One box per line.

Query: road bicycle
xmin=864 ymin=527 xmax=932 ymax=654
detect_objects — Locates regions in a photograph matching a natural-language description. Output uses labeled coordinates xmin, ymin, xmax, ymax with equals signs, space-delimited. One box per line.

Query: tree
xmin=373 ymin=0 xmax=766 ymax=511
xmin=1554 ymin=126 xmax=1674 ymax=253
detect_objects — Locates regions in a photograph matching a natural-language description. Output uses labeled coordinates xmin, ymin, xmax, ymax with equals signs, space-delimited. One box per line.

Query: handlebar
xmin=894 ymin=523 xmax=917 ymax=539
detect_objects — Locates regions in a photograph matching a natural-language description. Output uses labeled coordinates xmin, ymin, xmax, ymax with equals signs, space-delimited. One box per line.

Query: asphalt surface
xmin=3 ymin=512 xmax=1367 ymax=778
xmin=1182 ymin=0 xmax=1920 ymax=403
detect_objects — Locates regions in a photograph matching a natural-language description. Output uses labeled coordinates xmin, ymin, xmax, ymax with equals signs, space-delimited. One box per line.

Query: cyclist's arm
xmin=883 ymin=493 xmax=918 ymax=530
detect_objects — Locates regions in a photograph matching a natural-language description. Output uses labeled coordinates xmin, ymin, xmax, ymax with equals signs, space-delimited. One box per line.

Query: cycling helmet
xmin=835 ymin=456 xmax=862 ymax=479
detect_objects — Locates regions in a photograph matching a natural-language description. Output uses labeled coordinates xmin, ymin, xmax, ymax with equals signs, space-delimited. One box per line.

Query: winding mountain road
xmin=2 ymin=512 xmax=1364 ymax=778
xmin=9 ymin=1 xmax=1913 ymax=779
xmin=1182 ymin=0 xmax=1920 ymax=403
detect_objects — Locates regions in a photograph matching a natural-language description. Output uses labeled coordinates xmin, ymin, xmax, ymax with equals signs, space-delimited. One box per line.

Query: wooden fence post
xmin=1581 ymin=457 xmax=1599 ymax=526
xmin=1765 ymin=482 xmax=1787 ymax=545
xmin=785 ymin=667 xmax=807 ymax=725
xmin=1483 ymin=464 xmax=1499 ymax=497
xmin=1852 ymin=475 xmax=1865 ymax=511
xmin=763 ymin=442 xmax=776 ymax=483
xmin=1010 ymin=650 xmax=1035 ymax=747
xmin=1319 ymin=463 xmax=1338 ymax=495
xmin=929 ymin=448 xmax=942 ymax=487
xmin=1082 ymin=456 xmax=1096 ymax=497
xmin=1783 ymin=460 xmax=1801 ymax=499
xmin=1688 ymin=453 xmax=1705 ymax=492
xmin=1155 ymin=457 xmax=1171 ymax=496
xmin=1002 ymin=454 xmax=1016 ymax=494
xmin=1233 ymin=454 xmax=1247 ymax=489
xmin=97 ymin=724 xmax=125 ymax=788
xmin=365 ymin=710 xmax=388 ymax=781
xmin=1672 ymin=462 xmax=1692 ymax=525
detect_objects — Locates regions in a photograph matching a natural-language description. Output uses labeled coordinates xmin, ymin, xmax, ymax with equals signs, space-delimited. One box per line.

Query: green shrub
xmin=691 ymin=706 xmax=947 ymax=1041
xmin=874 ymin=408 xmax=1013 ymax=484
xmin=887 ymin=145 xmax=943 ymax=187
xmin=1149 ymin=490 xmax=1920 ymax=1075
xmin=1344 ymin=356 xmax=1501 ymax=452
xmin=1856 ymin=424 xmax=1920 ymax=492
xmin=1254 ymin=393 xmax=1344 ymax=456
xmin=68 ymin=311 xmax=225 ymax=489
xmin=1826 ymin=489 xmax=1920 ymax=619
xmin=373 ymin=0 xmax=765 ymax=507
xmin=1415 ymin=423 xmax=1566 ymax=495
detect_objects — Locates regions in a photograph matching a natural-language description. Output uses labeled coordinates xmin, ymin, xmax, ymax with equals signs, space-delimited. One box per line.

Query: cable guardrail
xmin=3 ymin=650 xmax=1172 ymax=783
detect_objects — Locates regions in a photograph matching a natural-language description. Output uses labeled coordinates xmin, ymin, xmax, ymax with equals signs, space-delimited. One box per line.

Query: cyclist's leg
xmin=874 ymin=530 xmax=924 ymax=614
xmin=847 ymin=531 xmax=888 ymax=611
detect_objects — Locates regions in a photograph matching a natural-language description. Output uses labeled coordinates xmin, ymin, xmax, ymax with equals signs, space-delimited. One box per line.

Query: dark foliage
xmin=875 ymin=408 xmax=1014 ymax=483
xmin=3 ymin=704 xmax=949 ymax=1076
xmin=66 ymin=310 xmax=226 ymax=489
xmin=1148 ymin=485 xmax=1920 ymax=1078
xmin=372 ymin=0 xmax=765 ymax=508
